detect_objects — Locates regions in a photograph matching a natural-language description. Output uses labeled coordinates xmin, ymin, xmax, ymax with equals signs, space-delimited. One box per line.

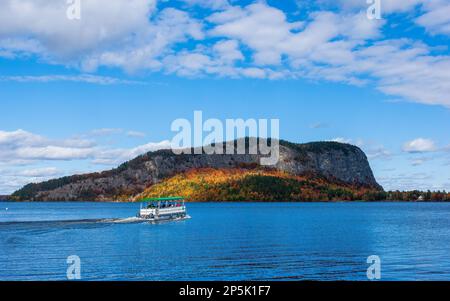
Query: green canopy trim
xmin=139 ymin=197 xmax=184 ymax=202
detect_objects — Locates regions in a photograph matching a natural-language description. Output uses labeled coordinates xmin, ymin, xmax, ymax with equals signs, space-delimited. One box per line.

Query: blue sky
xmin=0 ymin=0 xmax=450 ymax=194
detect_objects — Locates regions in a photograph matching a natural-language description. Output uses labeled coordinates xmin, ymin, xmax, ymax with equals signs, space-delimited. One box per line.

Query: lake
xmin=1 ymin=202 xmax=450 ymax=281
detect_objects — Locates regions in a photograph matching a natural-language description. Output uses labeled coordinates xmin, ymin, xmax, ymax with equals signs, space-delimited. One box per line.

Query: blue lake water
xmin=1 ymin=202 xmax=450 ymax=281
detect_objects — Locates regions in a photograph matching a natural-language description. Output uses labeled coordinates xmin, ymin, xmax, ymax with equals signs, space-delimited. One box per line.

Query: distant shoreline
xmin=2 ymin=200 xmax=450 ymax=203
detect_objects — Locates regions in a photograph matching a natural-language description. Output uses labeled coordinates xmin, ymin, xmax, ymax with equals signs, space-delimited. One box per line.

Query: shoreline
xmin=2 ymin=200 xmax=450 ymax=204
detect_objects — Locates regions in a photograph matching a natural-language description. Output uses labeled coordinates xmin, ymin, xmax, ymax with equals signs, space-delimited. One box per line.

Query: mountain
xmin=11 ymin=139 xmax=382 ymax=202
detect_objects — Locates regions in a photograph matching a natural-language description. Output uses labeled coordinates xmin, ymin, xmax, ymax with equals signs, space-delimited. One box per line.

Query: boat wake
xmin=0 ymin=215 xmax=192 ymax=227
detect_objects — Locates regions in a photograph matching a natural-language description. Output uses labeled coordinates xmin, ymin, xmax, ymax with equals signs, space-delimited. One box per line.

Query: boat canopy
xmin=139 ymin=197 xmax=184 ymax=203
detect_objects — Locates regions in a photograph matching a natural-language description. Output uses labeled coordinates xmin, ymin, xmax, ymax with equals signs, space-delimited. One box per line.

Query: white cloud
xmin=213 ymin=39 xmax=244 ymax=63
xmin=0 ymin=129 xmax=97 ymax=162
xmin=209 ymin=6 xmax=382 ymax=66
xmin=292 ymin=38 xmax=450 ymax=107
xmin=0 ymin=176 xmax=36 ymax=194
xmin=320 ymin=0 xmax=450 ymax=36
xmin=16 ymin=167 xmax=61 ymax=177
xmin=0 ymin=129 xmax=172 ymax=193
xmin=0 ymin=0 xmax=157 ymax=58
xmin=90 ymin=128 xmax=148 ymax=139
xmin=0 ymin=0 xmax=204 ymax=73
xmin=209 ymin=3 xmax=305 ymax=65
xmin=0 ymin=129 xmax=45 ymax=147
xmin=239 ymin=67 xmax=266 ymax=78
xmin=163 ymin=51 xmax=214 ymax=77
xmin=0 ymin=74 xmax=144 ymax=85
xmin=15 ymin=146 xmax=95 ymax=161
xmin=402 ymin=138 xmax=437 ymax=153
xmin=80 ymin=7 xmax=205 ymax=73
xmin=203 ymin=4 xmax=450 ymax=107
xmin=0 ymin=129 xmax=170 ymax=164
xmin=329 ymin=137 xmax=364 ymax=148
xmin=411 ymin=158 xmax=426 ymax=166
xmin=0 ymin=167 xmax=67 ymax=194
xmin=377 ymin=172 xmax=436 ymax=191
xmin=90 ymin=128 xmax=124 ymax=136
xmin=314 ymin=0 xmax=422 ymax=14
xmin=126 ymin=131 xmax=147 ymax=138
xmin=0 ymin=1 xmax=449 ymax=108
xmin=60 ymin=138 xmax=96 ymax=148
xmin=416 ymin=3 xmax=450 ymax=35
xmin=366 ymin=147 xmax=392 ymax=160
xmin=180 ymin=0 xmax=230 ymax=10
xmin=202 ymin=3 xmax=449 ymax=107
xmin=330 ymin=137 xmax=352 ymax=144
xmin=92 ymin=140 xmax=171 ymax=165
xmin=329 ymin=138 xmax=391 ymax=160
xmin=0 ymin=38 xmax=45 ymax=58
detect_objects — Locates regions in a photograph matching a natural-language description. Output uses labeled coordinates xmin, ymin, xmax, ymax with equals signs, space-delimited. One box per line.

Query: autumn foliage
xmin=134 ymin=168 xmax=383 ymax=202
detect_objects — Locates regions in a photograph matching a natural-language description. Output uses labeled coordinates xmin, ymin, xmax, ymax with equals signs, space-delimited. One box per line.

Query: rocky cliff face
xmin=11 ymin=140 xmax=382 ymax=202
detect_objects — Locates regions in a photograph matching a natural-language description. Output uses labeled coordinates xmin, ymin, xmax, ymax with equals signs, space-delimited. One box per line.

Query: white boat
xmin=138 ymin=197 xmax=188 ymax=221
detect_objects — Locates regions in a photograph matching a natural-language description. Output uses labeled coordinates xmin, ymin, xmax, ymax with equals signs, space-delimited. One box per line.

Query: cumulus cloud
xmin=92 ymin=140 xmax=171 ymax=165
xmin=15 ymin=167 xmax=61 ymax=177
xmin=0 ymin=167 xmax=66 ymax=194
xmin=318 ymin=0 xmax=450 ymax=36
xmin=0 ymin=176 xmax=38 ymax=194
xmin=0 ymin=129 xmax=170 ymax=164
xmin=0 ymin=129 xmax=45 ymax=147
xmin=1 ymin=1 xmax=450 ymax=108
xmin=213 ymin=39 xmax=244 ymax=63
xmin=79 ymin=7 xmax=205 ymax=73
xmin=296 ymin=38 xmax=450 ymax=107
xmin=0 ymin=129 xmax=95 ymax=162
xmin=0 ymin=0 xmax=156 ymax=57
xmin=0 ymin=0 xmax=204 ymax=73
xmin=416 ymin=3 xmax=450 ymax=35
xmin=205 ymin=3 xmax=450 ymax=107
xmin=402 ymin=138 xmax=437 ymax=153
xmin=209 ymin=4 xmax=382 ymax=67
xmin=209 ymin=3 xmax=305 ymax=65
xmin=0 ymin=128 xmax=172 ymax=193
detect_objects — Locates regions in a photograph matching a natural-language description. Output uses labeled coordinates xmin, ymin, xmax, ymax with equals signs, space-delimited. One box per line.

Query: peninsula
xmin=11 ymin=139 xmax=385 ymax=202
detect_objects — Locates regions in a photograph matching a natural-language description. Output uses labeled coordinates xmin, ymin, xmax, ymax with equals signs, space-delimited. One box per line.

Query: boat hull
xmin=138 ymin=214 xmax=190 ymax=222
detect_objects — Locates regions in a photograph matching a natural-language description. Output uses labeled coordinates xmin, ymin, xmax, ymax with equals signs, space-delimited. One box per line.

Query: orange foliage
xmin=133 ymin=168 xmax=381 ymax=202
